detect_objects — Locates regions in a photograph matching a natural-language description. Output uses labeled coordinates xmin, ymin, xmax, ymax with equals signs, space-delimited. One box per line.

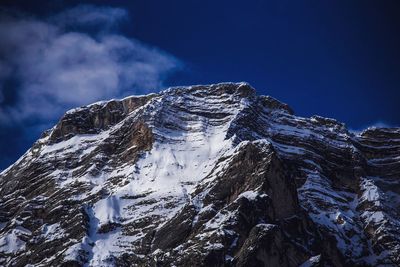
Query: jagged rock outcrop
xmin=0 ymin=83 xmax=399 ymax=266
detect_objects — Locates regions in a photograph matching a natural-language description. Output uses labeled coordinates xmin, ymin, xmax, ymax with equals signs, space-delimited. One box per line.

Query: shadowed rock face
xmin=0 ymin=82 xmax=399 ymax=267
xmin=49 ymin=95 xmax=155 ymax=143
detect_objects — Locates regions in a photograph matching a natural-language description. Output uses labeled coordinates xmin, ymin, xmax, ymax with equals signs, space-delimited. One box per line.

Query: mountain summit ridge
xmin=0 ymin=83 xmax=399 ymax=266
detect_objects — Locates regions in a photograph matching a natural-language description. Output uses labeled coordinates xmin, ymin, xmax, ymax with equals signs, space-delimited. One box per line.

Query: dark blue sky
xmin=1 ymin=0 xmax=399 ymax=169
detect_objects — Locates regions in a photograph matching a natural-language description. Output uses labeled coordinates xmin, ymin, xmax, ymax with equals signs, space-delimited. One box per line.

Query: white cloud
xmin=0 ymin=5 xmax=181 ymax=124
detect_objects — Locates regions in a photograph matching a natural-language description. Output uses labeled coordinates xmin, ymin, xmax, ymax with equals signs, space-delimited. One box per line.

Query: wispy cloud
xmin=50 ymin=4 xmax=129 ymax=31
xmin=0 ymin=5 xmax=181 ymax=125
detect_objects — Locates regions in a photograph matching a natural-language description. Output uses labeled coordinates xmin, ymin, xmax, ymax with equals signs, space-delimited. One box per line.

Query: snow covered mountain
xmin=0 ymin=83 xmax=399 ymax=266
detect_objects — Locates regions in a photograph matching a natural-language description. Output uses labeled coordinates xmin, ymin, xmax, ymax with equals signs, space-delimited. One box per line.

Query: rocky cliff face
xmin=0 ymin=83 xmax=399 ymax=267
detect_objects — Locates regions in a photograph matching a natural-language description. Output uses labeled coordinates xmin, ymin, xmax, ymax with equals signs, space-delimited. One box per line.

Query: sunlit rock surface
xmin=0 ymin=83 xmax=399 ymax=266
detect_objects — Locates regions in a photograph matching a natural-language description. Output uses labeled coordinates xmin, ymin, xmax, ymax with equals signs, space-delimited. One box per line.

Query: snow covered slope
xmin=0 ymin=83 xmax=399 ymax=266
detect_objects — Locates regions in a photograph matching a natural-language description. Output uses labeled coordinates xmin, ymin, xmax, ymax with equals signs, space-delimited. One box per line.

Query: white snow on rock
xmin=300 ymin=255 xmax=321 ymax=267
xmin=0 ymin=227 xmax=31 ymax=253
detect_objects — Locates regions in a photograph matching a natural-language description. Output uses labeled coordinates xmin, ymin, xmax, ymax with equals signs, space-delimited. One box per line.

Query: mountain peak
xmin=1 ymin=83 xmax=399 ymax=266
xmin=160 ymin=82 xmax=255 ymax=97
xmin=47 ymin=82 xmax=295 ymax=144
